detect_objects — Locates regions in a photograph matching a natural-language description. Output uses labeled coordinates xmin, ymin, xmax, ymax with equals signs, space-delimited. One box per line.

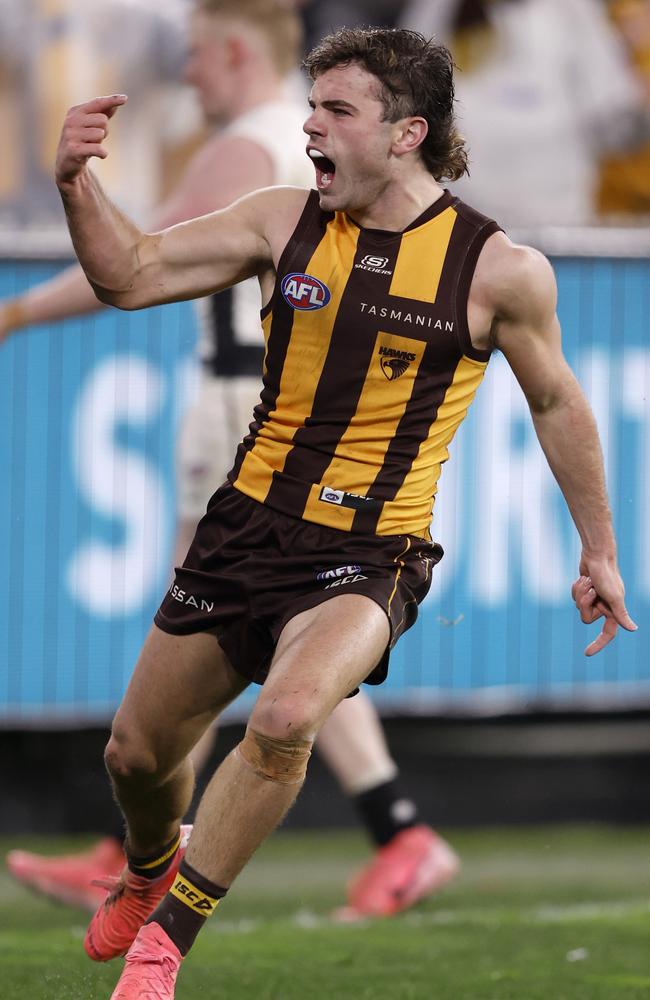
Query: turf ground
xmin=2 ymin=826 xmax=650 ymax=999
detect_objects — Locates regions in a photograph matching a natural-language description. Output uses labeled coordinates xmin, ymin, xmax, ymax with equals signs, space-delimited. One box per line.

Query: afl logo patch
xmin=281 ymin=272 xmax=331 ymax=311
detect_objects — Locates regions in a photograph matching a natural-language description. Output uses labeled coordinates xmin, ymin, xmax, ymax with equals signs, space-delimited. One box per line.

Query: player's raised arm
xmin=487 ymin=236 xmax=637 ymax=655
xmin=0 ymin=121 xmax=284 ymax=345
xmin=55 ymin=96 xmax=276 ymax=310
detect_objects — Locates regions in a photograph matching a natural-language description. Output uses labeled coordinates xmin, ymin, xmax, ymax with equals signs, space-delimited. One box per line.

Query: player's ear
xmin=392 ymin=117 xmax=428 ymax=158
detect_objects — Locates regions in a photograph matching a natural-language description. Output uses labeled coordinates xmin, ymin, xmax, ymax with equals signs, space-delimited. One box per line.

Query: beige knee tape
xmin=237 ymin=726 xmax=312 ymax=785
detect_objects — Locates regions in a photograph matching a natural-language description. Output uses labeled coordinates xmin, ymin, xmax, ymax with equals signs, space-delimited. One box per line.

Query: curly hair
xmin=304 ymin=27 xmax=468 ymax=182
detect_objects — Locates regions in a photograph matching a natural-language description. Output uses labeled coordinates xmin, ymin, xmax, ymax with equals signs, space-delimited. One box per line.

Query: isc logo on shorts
xmin=281 ymin=272 xmax=331 ymax=311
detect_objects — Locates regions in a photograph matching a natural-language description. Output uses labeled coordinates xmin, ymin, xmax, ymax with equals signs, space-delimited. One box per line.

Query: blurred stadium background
xmin=1 ymin=0 xmax=649 ymax=839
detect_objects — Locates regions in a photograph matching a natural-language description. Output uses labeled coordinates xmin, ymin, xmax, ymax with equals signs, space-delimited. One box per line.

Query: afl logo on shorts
xmin=281 ymin=273 xmax=331 ymax=311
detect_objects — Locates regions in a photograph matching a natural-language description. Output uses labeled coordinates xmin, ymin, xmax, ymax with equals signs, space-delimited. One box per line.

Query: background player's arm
xmin=55 ymin=96 xmax=275 ymax=310
xmin=0 ymin=132 xmax=275 ymax=344
xmin=489 ymin=241 xmax=637 ymax=654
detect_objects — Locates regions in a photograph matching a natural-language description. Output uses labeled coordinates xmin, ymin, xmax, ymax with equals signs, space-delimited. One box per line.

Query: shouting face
xmin=304 ymin=63 xmax=409 ymax=218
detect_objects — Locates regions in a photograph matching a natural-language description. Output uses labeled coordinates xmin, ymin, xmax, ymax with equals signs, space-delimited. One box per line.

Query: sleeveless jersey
xmin=197 ymin=100 xmax=314 ymax=377
xmin=229 ymin=189 xmax=501 ymax=540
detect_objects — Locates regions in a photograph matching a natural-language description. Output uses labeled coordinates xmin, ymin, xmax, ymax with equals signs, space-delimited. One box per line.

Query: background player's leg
xmin=317 ymin=690 xmax=459 ymax=919
xmin=316 ymin=691 xmax=398 ymax=794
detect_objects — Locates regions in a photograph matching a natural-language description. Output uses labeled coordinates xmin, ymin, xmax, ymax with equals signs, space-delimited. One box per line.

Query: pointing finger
xmin=81 ymin=95 xmax=128 ymax=118
xmin=585 ymin=615 xmax=618 ymax=657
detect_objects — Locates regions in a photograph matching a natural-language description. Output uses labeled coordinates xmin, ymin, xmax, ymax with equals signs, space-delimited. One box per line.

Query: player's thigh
xmin=250 ymin=594 xmax=390 ymax=739
xmin=112 ymin=624 xmax=248 ymax=772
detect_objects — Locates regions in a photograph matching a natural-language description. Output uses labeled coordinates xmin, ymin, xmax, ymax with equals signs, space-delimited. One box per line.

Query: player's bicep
xmin=494 ymin=248 xmax=574 ymax=412
xmin=159 ymin=210 xmax=264 ymax=295
xmin=137 ymin=198 xmax=269 ymax=305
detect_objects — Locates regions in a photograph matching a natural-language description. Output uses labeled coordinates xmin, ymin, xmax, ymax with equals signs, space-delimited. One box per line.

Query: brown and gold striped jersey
xmin=229 ymin=189 xmax=501 ymax=540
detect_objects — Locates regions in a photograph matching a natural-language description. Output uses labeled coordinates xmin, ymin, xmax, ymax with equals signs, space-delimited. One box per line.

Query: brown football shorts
xmin=154 ymin=483 xmax=443 ymax=687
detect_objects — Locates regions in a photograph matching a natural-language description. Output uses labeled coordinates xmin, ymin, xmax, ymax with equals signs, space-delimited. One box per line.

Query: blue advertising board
xmin=1 ymin=256 xmax=648 ymax=723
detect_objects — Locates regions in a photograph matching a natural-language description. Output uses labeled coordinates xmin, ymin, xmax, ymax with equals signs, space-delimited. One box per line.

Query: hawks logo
xmin=381 ymin=357 xmax=410 ymax=380
xmin=378 ymin=345 xmax=416 ymax=380
xmin=281 ymin=272 xmax=331 ymax=311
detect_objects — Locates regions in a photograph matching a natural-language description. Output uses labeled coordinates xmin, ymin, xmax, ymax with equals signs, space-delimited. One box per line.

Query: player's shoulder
xmin=243 ymin=185 xmax=312 ymax=216
xmin=474 ymin=231 xmax=557 ymax=322
xmin=449 ymin=194 xmax=554 ymax=301
xmin=235 ymin=186 xmax=313 ymax=252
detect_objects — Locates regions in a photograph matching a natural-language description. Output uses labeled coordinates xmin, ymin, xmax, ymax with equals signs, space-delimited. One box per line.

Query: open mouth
xmin=308 ymin=149 xmax=336 ymax=189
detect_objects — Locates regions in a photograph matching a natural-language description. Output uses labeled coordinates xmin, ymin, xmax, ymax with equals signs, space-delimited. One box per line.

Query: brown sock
xmin=146 ymin=859 xmax=228 ymax=955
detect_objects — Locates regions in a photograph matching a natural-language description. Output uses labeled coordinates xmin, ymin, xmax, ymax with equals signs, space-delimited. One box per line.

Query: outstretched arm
xmin=490 ymin=239 xmax=637 ymax=655
xmin=0 ymin=268 xmax=103 ymax=345
xmin=55 ymin=96 xmax=273 ymax=310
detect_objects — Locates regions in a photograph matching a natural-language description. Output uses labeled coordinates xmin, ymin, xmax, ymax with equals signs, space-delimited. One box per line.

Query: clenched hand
xmin=55 ymin=94 xmax=127 ymax=186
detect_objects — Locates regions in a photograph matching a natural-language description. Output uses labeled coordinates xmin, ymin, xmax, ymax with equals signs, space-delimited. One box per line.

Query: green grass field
xmin=2 ymin=826 xmax=650 ymax=999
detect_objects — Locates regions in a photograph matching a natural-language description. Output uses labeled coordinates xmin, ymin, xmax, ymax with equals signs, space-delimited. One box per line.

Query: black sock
xmin=353 ymin=777 xmax=420 ymax=847
xmin=126 ymin=830 xmax=182 ymax=880
xmin=146 ymin=859 xmax=228 ymax=956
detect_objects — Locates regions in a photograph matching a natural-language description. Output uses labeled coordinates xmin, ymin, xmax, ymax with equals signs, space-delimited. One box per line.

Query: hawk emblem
xmin=380 ymin=356 xmax=411 ymax=380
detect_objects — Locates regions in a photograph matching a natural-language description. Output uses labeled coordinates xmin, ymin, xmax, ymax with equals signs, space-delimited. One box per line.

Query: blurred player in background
xmin=54 ymin=17 xmax=635 ymax=995
xmin=400 ymin=0 xmax=643 ymax=226
xmin=0 ymin=0 xmax=196 ymax=227
xmin=2 ymin=0 xmax=458 ymax=922
xmin=597 ymin=0 xmax=650 ymax=215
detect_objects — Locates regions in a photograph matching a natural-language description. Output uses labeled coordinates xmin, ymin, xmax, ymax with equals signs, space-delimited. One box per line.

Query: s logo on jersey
xmin=281 ymin=273 xmax=331 ymax=311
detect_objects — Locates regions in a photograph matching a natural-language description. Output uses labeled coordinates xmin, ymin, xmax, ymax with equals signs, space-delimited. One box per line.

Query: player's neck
xmin=229 ymin=73 xmax=284 ymax=122
xmin=348 ymin=175 xmax=446 ymax=233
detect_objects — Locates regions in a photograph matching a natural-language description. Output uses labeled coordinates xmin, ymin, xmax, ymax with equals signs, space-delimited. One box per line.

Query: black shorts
xmin=154 ymin=483 xmax=442 ymax=687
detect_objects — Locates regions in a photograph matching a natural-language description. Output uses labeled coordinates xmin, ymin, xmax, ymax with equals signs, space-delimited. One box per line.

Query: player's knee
xmin=104 ymin=728 xmax=159 ymax=785
xmin=250 ymin=693 xmax=319 ymax=743
xmin=236 ymin=724 xmax=312 ymax=785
